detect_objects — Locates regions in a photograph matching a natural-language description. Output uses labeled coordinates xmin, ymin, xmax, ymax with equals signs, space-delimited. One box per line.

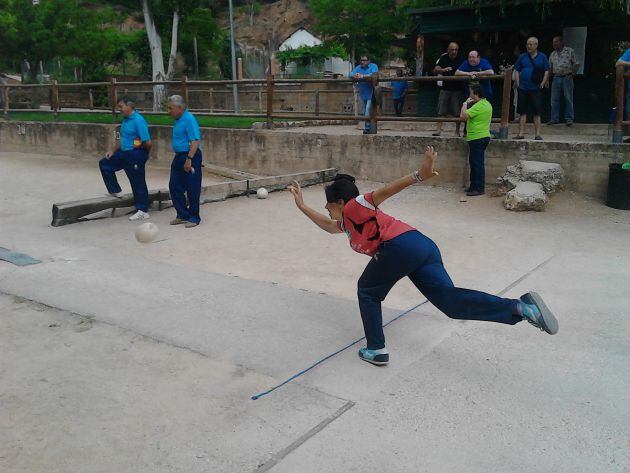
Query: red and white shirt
xmin=337 ymin=192 xmax=415 ymax=257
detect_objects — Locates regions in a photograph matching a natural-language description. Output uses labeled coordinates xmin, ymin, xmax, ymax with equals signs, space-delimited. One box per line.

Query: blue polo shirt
xmin=392 ymin=80 xmax=408 ymax=99
xmin=120 ymin=110 xmax=150 ymax=151
xmin=349 ymin=63 xmax=379 ymax=100
xmin=172 ymin=109 xmax=201 ymax=153
xmin=514 ymin=52 xmax=550 ymax=91
xmin=458 ymin=58 xmax=494 ymax=99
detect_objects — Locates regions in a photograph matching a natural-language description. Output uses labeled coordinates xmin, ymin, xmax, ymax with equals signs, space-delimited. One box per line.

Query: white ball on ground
xmin=135 ymin=222 xmax=159 ymax=243
xmin=257 ymin=187 xmax=269 ymax=199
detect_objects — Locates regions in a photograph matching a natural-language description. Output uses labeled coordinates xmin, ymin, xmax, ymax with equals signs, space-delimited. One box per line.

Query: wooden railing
xmin=11 ymin=67 xmax=630 ymax=143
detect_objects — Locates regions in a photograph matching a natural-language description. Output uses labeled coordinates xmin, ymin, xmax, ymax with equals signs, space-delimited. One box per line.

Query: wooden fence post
xmin=315 ymin=89 xmax=320 ymax=116
xmin=266 ymin=72 xmax=274 ymax=129
xmin=209 ymin=88 xmax=214 ymax=112
xmin=499 ymin=67 xmax=512 ymax=139
xmin=181 ymin=75 xmax=189 ymax=105
xmin=613 ymin=65 xmax=625 ymax=144
xmin=369 ymin=73 xmax=379 ymax=134
xmin=51 ymin=80 xmax=60 ymax=121
xmin=88 ymin=88 xmax=94 ymax=110
xmin=2 ymin=83 xmax=8 ymax=117
xmin=109 ymin=77 xmax=118 ymax=123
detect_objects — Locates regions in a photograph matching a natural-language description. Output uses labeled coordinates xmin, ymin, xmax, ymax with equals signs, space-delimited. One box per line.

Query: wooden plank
xmin=51 ymin=168 xmax=337 ymax=227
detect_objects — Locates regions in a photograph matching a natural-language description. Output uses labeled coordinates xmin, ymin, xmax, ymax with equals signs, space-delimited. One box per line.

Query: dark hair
xmin=117 ymin=96 xmax=135 ymax=107
xmin=469 ymin=82 xmax=485 ymax=99
xmin=325 ymin=174 xmax=359 ymax=204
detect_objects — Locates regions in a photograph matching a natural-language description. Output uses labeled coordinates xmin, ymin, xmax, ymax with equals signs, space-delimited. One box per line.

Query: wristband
xmin=413 ymin=170 xmax=423 ymax=183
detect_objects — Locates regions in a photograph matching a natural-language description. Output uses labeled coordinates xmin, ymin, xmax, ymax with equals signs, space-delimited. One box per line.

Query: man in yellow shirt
xmin=460 ymin=82 xmax=492 ymax=196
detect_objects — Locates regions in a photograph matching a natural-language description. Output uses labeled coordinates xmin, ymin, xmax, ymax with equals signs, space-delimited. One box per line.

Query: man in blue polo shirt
xmin=455 ymin=50 xmax=495 ymax=100
xmin=513 ymin=37 xmax=550 ymax=140
xmin=99 ymin=97 xmax=152 ymax=221
xmin=349 ymin=55 xmax=379 ymax=134
xmin=167 ymin=95 xmax=202 ymax=228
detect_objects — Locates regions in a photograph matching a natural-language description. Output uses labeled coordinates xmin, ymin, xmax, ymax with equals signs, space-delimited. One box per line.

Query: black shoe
xmin=466 ymin=190 xmax=485 ymax=197
xmin=547 ymin=121 xmax=558 ymax=125
xmin=566 ymin=122 xmax=573 ymax=127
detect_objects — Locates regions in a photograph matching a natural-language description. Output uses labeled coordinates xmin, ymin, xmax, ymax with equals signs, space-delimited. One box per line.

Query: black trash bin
xmin=606 ymin=163 xmax=630 ymax=210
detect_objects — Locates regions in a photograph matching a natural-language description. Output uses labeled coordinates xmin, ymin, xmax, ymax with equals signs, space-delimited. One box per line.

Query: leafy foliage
xmin=309 ymin=0 xmax=402 ymax=64
xmin=275 ymin=43 xmax=348 ymax=68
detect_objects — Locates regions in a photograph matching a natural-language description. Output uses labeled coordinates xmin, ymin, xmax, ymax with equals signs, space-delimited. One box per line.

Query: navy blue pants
xmin=99 ymin=149 xmax=149 ymax=212
xmin=169 ymin=150 xmax=202 ymax=224
xmin=467 ymin=137 xmax=490 ymax=192
xmin=357 ymin=231 xmax=521 ymax=350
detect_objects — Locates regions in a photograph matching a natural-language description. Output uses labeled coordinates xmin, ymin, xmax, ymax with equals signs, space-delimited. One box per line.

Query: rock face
xmin=496 ymin=160 xmax=565 ymax=195
xmin=504 ymin=181 xmax=548 ymax=211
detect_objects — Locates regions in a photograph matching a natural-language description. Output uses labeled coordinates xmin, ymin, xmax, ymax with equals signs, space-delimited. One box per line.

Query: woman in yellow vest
xmin=460 ymin=82 xmax=492 ymax=196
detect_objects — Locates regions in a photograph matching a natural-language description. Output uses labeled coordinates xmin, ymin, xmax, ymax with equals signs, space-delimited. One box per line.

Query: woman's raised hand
xmin=419 ymin=145 xmax=439 ymax=181
xmin=287 ymin=180 xmax=305 ymax=208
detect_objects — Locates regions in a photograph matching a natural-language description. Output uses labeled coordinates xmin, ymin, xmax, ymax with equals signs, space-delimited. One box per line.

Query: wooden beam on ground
xmin=202 ymin=163 xmax=261 ymax=180
xmin=51 ymin=168 xmax=337 ymax=227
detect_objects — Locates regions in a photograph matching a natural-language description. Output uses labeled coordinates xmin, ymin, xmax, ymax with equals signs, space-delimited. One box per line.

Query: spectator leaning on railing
xmin=455 ymin=50 xmax=495 ymax=100
xmin=349 ymin=55 xmax=379 ymax=134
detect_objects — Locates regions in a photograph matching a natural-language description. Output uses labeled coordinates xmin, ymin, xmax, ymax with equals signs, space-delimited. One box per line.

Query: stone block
xmin=520 ymin=160 xmax=565 ymax=194
xmin=504 ymin=181 xmax=548 ymax=211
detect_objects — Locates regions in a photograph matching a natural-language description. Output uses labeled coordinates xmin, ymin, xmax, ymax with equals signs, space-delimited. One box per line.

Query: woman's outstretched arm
xmin=371 ymin=145 xmax=439 ymax=207
xmin=287 ymin=180 xmax=342 ymax=234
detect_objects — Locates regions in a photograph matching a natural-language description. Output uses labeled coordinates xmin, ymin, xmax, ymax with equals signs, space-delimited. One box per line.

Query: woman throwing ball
xmin=287 ymin=146 xmax=558 ymax=366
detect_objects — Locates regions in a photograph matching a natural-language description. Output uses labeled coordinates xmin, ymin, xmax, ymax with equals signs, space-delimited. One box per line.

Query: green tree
xmin=309 ymin=0 xmax=402 ymax=65
xmin=0 ymin=0 xmax=128 ymax=81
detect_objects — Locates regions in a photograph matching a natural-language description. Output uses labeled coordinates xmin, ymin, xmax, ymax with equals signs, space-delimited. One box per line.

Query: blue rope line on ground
xmin=251 ymin=300 xmax=429 ymax=400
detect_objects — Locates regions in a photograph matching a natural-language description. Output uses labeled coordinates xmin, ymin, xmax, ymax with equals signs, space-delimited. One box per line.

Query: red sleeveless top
xmin=337 ymin=192 xmax=415 ymax=257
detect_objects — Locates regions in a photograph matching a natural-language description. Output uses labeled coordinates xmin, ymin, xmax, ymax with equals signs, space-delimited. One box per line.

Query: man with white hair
xmin=513 ymin=37 xmax=550 ymax=140
xmin=167 ymin=95 xmax=202 ymax=228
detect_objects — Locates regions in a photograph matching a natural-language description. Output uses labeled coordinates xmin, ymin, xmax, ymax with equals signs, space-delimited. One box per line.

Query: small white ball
xmin=256 ymin=187 xmax=268 ymax=199
xmin=135 ymin=222 xmax=158 ymax=243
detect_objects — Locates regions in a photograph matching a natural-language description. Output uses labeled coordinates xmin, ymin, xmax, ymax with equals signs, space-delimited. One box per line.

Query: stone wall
xmin=1 ymin=121 xmax=628 ymax=199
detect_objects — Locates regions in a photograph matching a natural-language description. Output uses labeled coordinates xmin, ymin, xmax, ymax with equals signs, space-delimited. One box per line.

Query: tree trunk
xmin=141 ymin=0 xmax=166 ymax=111
xmin=166 ymin=10 xmax=180 ymax=80
xmin=248 ymin=0 xmax=254 ymax=26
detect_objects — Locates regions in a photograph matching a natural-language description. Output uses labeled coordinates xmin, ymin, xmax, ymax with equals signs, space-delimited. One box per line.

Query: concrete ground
xmin=0 ymin=151 xmax=629 ymax=473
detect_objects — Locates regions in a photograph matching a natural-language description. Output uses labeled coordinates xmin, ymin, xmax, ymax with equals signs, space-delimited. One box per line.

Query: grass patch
xmin=4 ymin=111 xmax=270 ymax=129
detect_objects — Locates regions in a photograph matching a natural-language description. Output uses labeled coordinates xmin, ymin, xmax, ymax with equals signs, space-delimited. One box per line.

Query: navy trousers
xmin=169 ymin=150 xmax=202 ymax=224
xmin=357 ymin=230 xmax=522 ymax=350
xmin=99 ymin=149 xmax=149 ymax=212
xmin=467 ymin=137 xmax=490 ymax=192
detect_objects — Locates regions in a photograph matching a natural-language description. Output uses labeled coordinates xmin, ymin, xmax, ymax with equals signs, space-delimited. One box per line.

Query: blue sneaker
xmin=520 ymin=292 xmax=559 ymax=335
xmin=358 ymin=347 xmax=389 ymax=366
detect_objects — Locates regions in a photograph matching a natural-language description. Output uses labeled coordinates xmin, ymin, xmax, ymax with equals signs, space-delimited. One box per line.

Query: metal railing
xmin=0 ymin=68 xmax=594 ymax=141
